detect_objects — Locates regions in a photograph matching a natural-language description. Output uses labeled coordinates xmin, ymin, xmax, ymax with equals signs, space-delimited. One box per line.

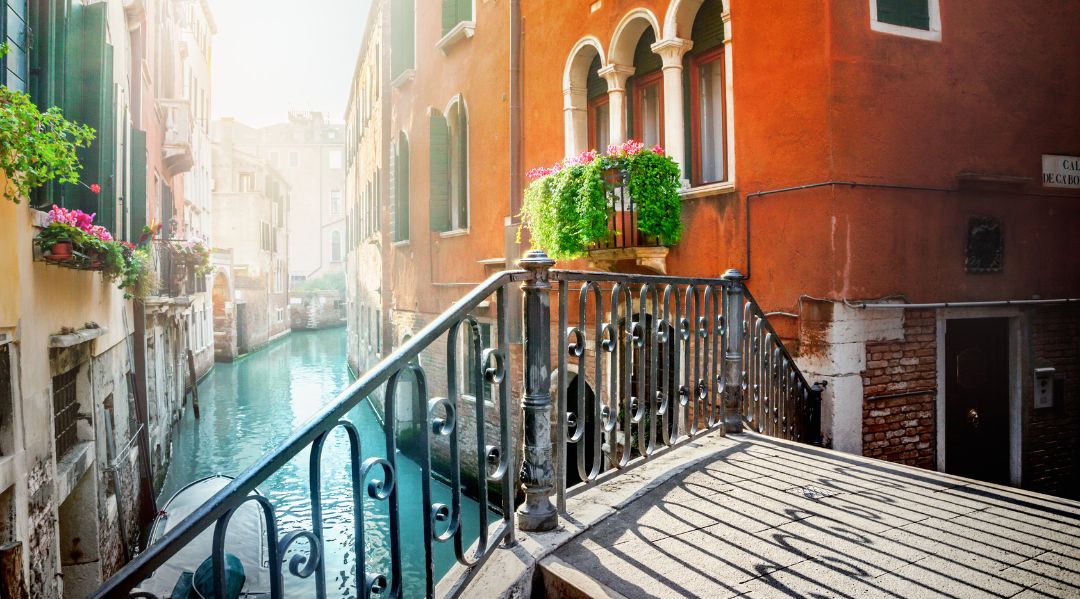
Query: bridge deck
xmin=552 ymin=434 xmax=1080 ymax=598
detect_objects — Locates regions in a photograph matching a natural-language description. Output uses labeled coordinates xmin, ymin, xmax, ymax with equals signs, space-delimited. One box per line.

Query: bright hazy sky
xmin=210 ymin=0 xmax=370 ymax=128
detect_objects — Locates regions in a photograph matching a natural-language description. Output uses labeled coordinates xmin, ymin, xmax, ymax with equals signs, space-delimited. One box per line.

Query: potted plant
xmin=36 ymin=221 xmax=83 ymax=262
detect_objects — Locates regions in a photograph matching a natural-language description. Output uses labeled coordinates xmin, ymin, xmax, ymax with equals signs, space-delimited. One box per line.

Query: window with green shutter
xmin=1 ymin=0 xmax=29 ymax=92
xmin=62 ymin=2 xmax=115 ymax=223
xmin=441 ymin=0 xmax=473 ymax=36
xmin=391 ymin=0 xmax=414 ymax=79
xmin=429 ymin=112 xmax=451 ymax=232
xmin=130 ymin=129 xmax=148 ymax=234
xmin=392 ymin=134 xmax=411 ymax=242
xmin=876 ymin=0 xmax=931 ymax=30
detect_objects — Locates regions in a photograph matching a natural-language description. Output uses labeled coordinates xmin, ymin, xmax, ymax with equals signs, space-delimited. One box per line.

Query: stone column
xmin=598 ymin=64 xmax=635 ymax=145
xmin=517 ymin=249 xmax=558 ymax=532
xmin=651 ymin=38 xmax=693 ymax=177
xmin=563 ymin=85 xmax=588 ymax=157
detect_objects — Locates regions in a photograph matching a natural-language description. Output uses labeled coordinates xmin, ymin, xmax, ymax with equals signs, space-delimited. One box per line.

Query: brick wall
xmin=1026 ymin=305 xmax=1080 ymax=499
xmin=861 ymin=309 xmax=936 ymax=469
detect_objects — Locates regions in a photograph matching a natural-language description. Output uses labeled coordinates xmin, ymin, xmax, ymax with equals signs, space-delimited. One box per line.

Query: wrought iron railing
xmin=92 ymin=251 xmax=816 ymax=599
xmin=93 ymin=270 xmax=523 ymax=599
xmin=550 ymin=268 xmax=817 ymax=509
xmin=151 ymin=240 xmax=198 ymax=298
xmin=589 ymin=169 xmax=661 ymax=251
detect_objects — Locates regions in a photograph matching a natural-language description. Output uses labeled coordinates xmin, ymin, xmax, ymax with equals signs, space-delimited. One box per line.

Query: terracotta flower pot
xmin=46 ymin=241 xmax=73 ymax=262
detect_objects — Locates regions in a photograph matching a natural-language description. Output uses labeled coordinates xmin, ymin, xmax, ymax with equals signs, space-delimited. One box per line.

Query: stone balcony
xmin=159 ymin=99 xmax=194 ymax=177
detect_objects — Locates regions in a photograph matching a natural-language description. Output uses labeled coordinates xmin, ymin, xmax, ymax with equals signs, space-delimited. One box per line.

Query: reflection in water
xmin=160 ymin=329 xmax=483 ymax=597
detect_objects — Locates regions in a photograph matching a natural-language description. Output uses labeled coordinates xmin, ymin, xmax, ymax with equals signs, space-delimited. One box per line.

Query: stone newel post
xmin=518 ymin=250 xmax=559 ymax=532
xmin=722 ymin=268 xmax=746 ymax=433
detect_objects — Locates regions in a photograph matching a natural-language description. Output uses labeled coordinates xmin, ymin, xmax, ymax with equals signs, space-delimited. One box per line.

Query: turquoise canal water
xmin=159 ymin=328 xmax=484 ymax=597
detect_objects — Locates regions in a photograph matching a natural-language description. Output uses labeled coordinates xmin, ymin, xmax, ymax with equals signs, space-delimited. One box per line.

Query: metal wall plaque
xmin=965 ymin=217 xmax=1003 ymax=273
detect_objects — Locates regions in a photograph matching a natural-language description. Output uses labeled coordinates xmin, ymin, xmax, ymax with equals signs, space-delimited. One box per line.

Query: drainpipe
xmin=506 ymin=0 xmax=524 ymax=340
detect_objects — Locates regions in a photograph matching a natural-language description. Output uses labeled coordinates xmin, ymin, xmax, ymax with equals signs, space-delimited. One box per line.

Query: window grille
xmin=0 ymin=344 xmax=11 ymax=457
xmin=52 ymin=369 xmax=80 ymax=458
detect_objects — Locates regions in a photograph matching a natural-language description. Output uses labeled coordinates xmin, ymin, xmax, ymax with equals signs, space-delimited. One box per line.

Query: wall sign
xmin=1042 ymin=154 xmax=1080 ymax=188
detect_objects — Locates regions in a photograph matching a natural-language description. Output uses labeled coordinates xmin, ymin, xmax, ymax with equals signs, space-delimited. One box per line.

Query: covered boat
xmin=134 ymin=475 xmax=272 ymax=598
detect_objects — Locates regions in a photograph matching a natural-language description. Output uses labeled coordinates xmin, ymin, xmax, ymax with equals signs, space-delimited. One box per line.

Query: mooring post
xmin=517 ymin=249 xmax=558 ymax=532
xmin=722 ymin=269 xmax=746 ymax=433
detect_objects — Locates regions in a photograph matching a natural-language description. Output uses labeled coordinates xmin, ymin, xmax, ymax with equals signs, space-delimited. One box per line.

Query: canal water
xmin=160 ymin=328 xmax=484 ymax=597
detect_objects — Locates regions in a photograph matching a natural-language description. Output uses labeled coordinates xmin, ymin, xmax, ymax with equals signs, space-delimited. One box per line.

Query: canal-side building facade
xmin=211 ymin=119 xmax=293 ymax=358
xmin=347 ymin=0 xmax=1080 ymax=498
xmin=133 ymin=0 xmax=218 ymax=479
xmin=0 ymin=0 xmax=219 ymax=594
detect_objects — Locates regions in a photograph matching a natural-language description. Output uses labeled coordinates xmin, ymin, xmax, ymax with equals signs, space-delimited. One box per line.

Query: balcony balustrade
xmin=160 ymin=99 xmax=195 ymax=177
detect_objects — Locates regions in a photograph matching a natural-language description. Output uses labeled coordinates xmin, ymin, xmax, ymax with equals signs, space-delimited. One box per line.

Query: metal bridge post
xmin=722 ymin=268 xmax=746 ymax=433
xmin=518 ymin=249 xmax=559 ymax=532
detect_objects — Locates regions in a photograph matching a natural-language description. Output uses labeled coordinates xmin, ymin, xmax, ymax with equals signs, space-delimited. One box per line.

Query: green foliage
xmin=35 ymin=222 xmax=88 ymax=250
xmin=520 ymin=162 xmax=610 ymax=260
xmin=0 ymin=44 xmax=96 ymax=204
xmin=520 ymin=143 xmax=684 ymax=259
xmin=624 ymin=150 xmax=683 ymax=245
xmin=293 ymin=271 xmax=346 ymax=293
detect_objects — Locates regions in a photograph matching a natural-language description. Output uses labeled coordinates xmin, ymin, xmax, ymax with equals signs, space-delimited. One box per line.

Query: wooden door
xmin=945 ymin=318 xmax=1010 ymax=483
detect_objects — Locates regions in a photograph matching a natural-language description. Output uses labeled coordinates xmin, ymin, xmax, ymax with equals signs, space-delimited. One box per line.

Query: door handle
xmin=967 ymin=408 xmax=980 ymax=429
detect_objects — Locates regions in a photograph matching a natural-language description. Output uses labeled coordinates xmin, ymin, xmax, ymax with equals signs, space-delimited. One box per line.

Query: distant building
xmin=209 ymin=113 xmax=347 ymax=284
xmin=211 ymin=120 xmax=292 ymax=357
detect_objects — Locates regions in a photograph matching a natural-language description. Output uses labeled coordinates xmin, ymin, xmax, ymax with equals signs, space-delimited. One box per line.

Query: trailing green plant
xmin=623 ymin=146 xmax=683 ymax=245
xmin=0 ymin=43 xmax=96 ymax=203
xmin=520 ymin=140 xmax=683 ymax=259
xmin=121 ymin=247 xmax=159 ymax=300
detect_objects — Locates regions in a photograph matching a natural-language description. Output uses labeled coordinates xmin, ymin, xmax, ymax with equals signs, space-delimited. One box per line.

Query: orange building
xmin=349 ymin=0 xmax=1080 ymax=497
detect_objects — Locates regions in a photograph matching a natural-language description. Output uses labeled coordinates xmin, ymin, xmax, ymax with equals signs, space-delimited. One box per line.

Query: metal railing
xmin=589 ymin=169 xmax=662 ymax=251
xmin=151 ymin=240 xmax=198 ymax=298
xmin=93 ymin=251 xmax=816 ymax=599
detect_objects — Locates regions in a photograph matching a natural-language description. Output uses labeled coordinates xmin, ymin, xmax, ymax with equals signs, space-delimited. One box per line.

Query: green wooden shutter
xmin=456 ymin=108 xmax=468 ymax=229
xmin=632 ymin=28 xmax=662 ymax=76
xmin=457 ymin=0 xmax=471 ymax=23
xmin=586 ymin=54 xmax=606 ymax=101
xmin=689 ymin=0 xmax=726 ymax=52
xmin=441 ymin=0 xmax=456 ymax=35
xmin=429 ymin=113 xmax=451 ymax=232
xmin=130 ymin=129 xmax=147 ymax=235
xmin=389 ymin=140 xmax=397 ymax=240
xmin=391 ymin=0 xmax=415 ymax=79
xmin=62 ymin=1 xmax=113 ymax=222
xmin=3 ymin=0 xmax=29 ymax=92
xmin=398 ymin=136 xmax=410 ymax=241
xmin=877 ymin=0 xmax=930 ymax=30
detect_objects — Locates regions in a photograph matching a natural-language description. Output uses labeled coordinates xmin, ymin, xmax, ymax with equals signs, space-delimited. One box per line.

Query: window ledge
xmin=392 ymin=240 xmax=411 ymax=248
xmin=391 ymin=69 xmax=415 ymax=89
xmin=49 ymin=326 xmax=108 ymax=349
xmin=436 ymin=21 xmax=476 ymax=53
xmin=439 ymin=229 xmax=469 ymax=239
xmin=870 ymin=20 xmax=941 ymax=41
xmin=679 ymin=181 xmax=737 ymax=200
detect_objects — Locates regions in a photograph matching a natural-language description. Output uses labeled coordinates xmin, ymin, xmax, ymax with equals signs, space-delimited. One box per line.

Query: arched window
xmin=687 ymin=0 xmax=727 ymax=185
xmin=331 ymin=230 xmax=342 ymax=262
xmin=586 ymin=55 xmax=610 ymax=152
xmin=628 ymin=27 xmax=664 ymax=148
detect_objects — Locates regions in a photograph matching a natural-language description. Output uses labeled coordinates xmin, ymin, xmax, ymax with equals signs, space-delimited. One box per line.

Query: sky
xmin=210 ymin=0 xmax=371 ymax=128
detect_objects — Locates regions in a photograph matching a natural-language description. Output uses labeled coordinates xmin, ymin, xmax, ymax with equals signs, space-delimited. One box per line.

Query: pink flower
xmin=89 ymin=183 xmax=101 ymax=195
xmin=651 ymin=145 xmax=665 ymax=155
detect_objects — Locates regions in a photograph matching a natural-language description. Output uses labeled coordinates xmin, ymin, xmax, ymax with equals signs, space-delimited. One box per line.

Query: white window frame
xmin=869 ymin=0 xmax=942 ymax=42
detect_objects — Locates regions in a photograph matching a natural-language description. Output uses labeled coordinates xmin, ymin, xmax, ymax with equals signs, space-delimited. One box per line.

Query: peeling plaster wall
xmin=797 ymin=300 xmax=905 ymax=454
